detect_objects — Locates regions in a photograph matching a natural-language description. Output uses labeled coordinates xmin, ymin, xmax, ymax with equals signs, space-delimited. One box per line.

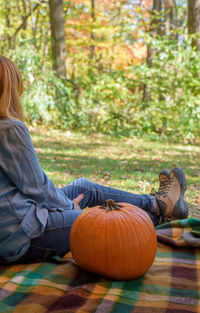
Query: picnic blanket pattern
xmin=156 ymin=218 xmax=200 ymax=248
xmin=0 ymin=218 xmax=199 ymax=313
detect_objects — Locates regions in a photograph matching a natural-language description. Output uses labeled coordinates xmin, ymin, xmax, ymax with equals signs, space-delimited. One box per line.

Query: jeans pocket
xmin=16 ymin=245 xmax=58 ymax=264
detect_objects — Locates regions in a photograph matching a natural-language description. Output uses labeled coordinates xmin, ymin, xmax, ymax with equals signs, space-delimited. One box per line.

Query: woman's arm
xmin=0 ymin=120 xmax=76 ymax=210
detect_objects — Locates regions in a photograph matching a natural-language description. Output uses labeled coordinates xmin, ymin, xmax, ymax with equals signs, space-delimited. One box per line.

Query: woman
xmin=0 ymin=55 xmax=188 ymax=264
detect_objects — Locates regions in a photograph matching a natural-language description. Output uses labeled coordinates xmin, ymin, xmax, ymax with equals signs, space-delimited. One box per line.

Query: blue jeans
xmin=16 ymin=178 xmax=159 ymax=263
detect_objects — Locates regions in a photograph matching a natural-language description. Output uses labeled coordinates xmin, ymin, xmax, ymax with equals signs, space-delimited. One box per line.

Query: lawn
xmin=30 ymin=126 xmax=200 ymax=219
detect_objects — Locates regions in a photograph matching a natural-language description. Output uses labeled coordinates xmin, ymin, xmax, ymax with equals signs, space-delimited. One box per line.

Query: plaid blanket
xmin=156 ymin=217 xmax=200 ymax=248
xmin=0 ymin=218 xmax=199 ymax=313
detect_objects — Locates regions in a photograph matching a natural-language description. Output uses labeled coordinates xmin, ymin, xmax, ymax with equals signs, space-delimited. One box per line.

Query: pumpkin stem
xmin=99 ymin=199 xmax=123 ymax=212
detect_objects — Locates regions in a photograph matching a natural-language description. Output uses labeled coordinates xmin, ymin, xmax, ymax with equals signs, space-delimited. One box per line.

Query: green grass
xmin=30 ymin=126 xmax=200 ymax=219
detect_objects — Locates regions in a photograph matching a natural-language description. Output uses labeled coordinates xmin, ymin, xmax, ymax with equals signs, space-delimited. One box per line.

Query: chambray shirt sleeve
xmin=0 ymin=121 xmax=76 ymax=210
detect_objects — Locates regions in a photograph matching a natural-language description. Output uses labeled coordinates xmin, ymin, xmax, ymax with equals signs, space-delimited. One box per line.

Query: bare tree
xmin=49 ymin=0 xmax=67 ymax=78
xmin=5 ymin=0 xmax=12 ymax=48
xmin=143 ymin=0 xmax=162 ymax=101
xmin=147 ymin=0 xmax=162 ymax=67
xmin=13 ymin=2 xmax=40 ymax=47
xmin=90 ymin=0 xmax=96 ymax=59
xmin=164 ymin=0 xmax=176 ymax=36
xmin=188 ymin=0 xmax=200 ymax=51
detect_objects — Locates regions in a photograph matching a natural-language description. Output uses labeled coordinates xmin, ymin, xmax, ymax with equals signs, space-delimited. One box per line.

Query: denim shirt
xmin=0 ymin=118 xmax=76 ymax=262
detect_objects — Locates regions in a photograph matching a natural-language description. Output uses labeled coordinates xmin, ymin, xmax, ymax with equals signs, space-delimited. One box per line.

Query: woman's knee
xmin=73 ymin=177 xmax=94 ymax=188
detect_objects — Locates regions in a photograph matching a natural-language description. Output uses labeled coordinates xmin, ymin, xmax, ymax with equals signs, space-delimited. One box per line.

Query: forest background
xmin=0 ymin=0 xmax=200 ymax=143
xmin=0 ymin=0 xmax=199 ymax=215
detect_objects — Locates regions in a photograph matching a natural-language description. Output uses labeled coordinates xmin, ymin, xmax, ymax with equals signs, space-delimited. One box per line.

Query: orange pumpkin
xmin=70 ymin=199 xmax=157 ymax=280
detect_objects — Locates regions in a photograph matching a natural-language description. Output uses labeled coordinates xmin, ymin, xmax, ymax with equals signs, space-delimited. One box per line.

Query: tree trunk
xmin=5 ymin=0 xmax=12 ymax=49
xmin=164 ymin=0 xmax=176 ymax=36
xmin=143 ymin=0 xmax=162 ymax=101
xmin=147 ymin=0 xmax=162 ymax=66
xmin=90 ymin=0 xmax=95 ymax=59
xmin=49 ymin=0 xmax=67 ymax=78
xmin=188 ymin=0 xmax=200 ymax=51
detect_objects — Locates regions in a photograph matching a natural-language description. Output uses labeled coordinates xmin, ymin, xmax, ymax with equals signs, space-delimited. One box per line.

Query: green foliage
xmin=131 ymin=35 xmax=200 ymax=142
xmin=11 ymin=43 xmax=76 ymax=127
xmin=12 ymin=35 xmax=200 ymax=144
xmin=2 ymin=1 xmax=199 ymax=143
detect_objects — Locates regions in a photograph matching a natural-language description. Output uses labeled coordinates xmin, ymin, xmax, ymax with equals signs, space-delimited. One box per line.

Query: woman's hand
xmin=73 ymin=193 xmax=84 ymax=210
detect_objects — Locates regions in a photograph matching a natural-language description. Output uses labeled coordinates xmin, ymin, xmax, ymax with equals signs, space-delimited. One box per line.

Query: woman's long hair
xmin=0 ymin=55 xmax=24 ymax=121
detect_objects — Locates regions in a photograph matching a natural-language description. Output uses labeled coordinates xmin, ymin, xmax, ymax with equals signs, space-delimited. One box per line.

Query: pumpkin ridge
xmin=115 ymin=211 xmax=126 ymax=277
xmin=104 ymin=208 xmax=108 ymax=275
xmin=134 ymin=214 xmax=145 ymax=276
xmin=120 ymin=209 xmax=136 ymax=275
xmin=114 ymin=209 xmax=135 ymax=278
xmin=104 ymin=210 xmax=119 ymax=277
xmin=94 ymin=209 xmax=107 ymax=272
xmin=95 ymin=207 xmax=109 ymax=275
xmin=135 ymin=210 xmax=153 ymax=225
xmin=125 ymin=210 xmax=142 ymax=277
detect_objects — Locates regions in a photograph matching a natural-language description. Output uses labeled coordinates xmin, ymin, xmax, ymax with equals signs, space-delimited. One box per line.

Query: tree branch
xmin=13 ymin=3 xmax=40 ymax=39
xmin=13 ymin=0 xmax=48 ymax=41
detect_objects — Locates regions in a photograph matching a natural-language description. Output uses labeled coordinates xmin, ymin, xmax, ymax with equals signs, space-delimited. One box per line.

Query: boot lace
xmin=154 ymin=178 xmax=174 ymax=198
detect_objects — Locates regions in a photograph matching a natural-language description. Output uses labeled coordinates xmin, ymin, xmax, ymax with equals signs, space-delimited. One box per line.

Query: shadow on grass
xmin=31 ymin=131 xmax=200 ymax=216
xmin=36 ymin=139 xmax=199 ymax=185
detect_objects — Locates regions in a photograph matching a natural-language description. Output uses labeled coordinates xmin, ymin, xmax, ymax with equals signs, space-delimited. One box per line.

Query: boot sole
xmin=171 ymin=168 xmax=189 ymax=219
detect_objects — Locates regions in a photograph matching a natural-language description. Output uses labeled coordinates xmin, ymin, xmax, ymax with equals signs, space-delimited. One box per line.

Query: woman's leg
xmin=61 ymin=177 xmax=155 ymax=211
xmin=15 ymin=209 xmax=82 ymax=264
xmin=15 ymin=177 xmax=159 ymax=264
xmin=61 ymin=177 xmax=159 ymax=225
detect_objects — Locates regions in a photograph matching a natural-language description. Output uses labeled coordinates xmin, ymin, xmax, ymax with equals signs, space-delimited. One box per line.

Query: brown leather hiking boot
xmin=154 ymin=168 xmax=189 ymax=220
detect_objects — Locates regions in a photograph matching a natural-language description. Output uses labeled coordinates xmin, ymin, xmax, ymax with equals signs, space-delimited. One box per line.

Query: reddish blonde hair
xmin=0 ymin=55 xmax=24 ymax=121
